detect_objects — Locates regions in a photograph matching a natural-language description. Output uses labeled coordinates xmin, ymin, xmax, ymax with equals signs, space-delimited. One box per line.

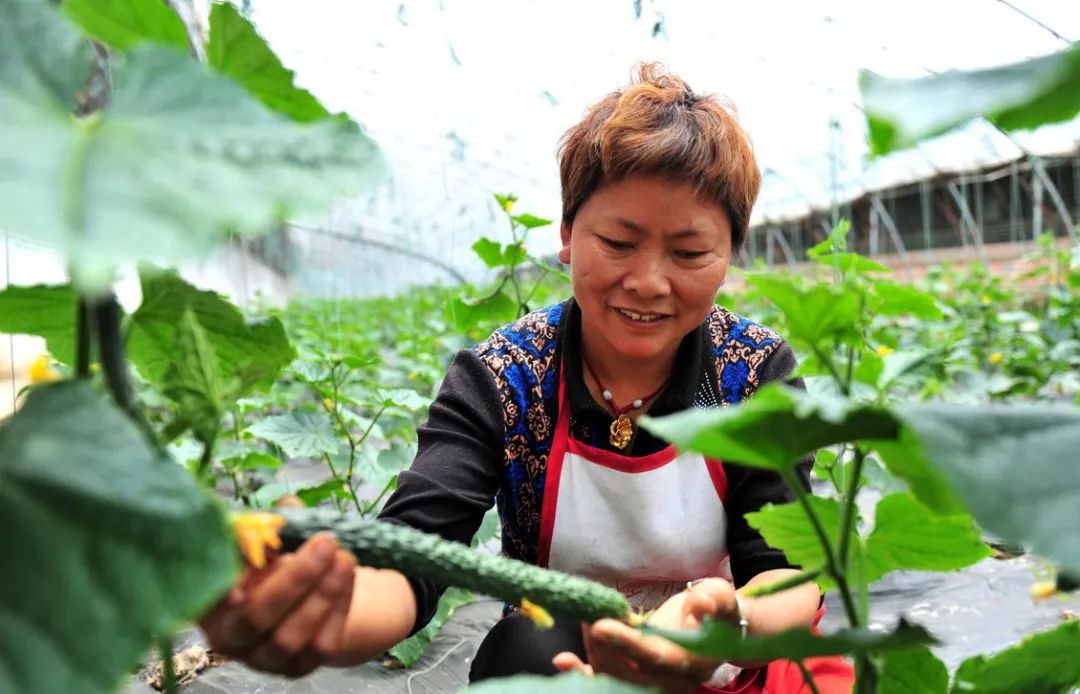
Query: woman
xmin=201 ymin=64 xmax=854 ymax=693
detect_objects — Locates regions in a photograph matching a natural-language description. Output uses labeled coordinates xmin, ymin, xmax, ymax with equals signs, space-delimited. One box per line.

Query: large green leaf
xmin=745 ymin=274 xmax=864 ymax=349
xmin=871 ymin=428 xmax=965 ymax=515
xmin=511 ymin=213 xmax=553 ymax=230
xmin=0 ymin=0 xmax=91 ymax=110
xmin=747 ymin=493 xmax=987 ymax=591
xmin=448 ymin=290 xmax=519 ymax=333
xmin=0 ymin=381 xmax=237 ymax=693
xmin=870 ymin=281 xmax=944 ymax=320
xmin=389 ymin=587 xmax=474 ymax=667
xmin=861 ymin=44 xmax=1080 ymax=156
xmin=813 ymin=252 xmax=892 ymax=276
xmin=65 ymin=0 xmax=189 ymax=52
xmin=0 ymin=0 xmax=384 ymax=290
xmin=895 ymin=402 xmax=1080 ymax=573
xmin=206 ymin=2 xmax=333 ymax=123
xmin=467 ymin=672 xmax=654 ymax=693
xmin=880 ymin=645 xmax=948 ymax=694
xmin=246 ymin=412 xmax=339 ymax=459
xmin=950 ymin=620 xmax=1080 ymax=694
xmin=128 ymin=269 xmax=295 ymax=394
xmin=640 ymin=384 xmax=898 ymax=469
xmin=745 ymin=496 xmax=842 ymax=578
xmin=0 ymin=284 xmax=78 ymax=365
xmin=161 ymin=309 xmax=231 ymax=444
xmin=471 ymin=237 xmax=526 ymax=269
xmin=644 ymin=617 xmax=934 ymax=662
xmin=863 ymin=493 xmax=990 ymax=580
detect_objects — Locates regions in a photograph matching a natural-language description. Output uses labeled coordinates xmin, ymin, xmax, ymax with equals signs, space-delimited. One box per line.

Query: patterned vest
xmin=473 ymin=301 xmax=782 ymax=565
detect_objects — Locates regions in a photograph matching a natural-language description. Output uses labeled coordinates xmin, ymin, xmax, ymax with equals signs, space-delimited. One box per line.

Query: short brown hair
xmin=558 ymin=63 xmax=760 ymax=249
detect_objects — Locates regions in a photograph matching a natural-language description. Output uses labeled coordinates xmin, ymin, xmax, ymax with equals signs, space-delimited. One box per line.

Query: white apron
xmin=536 ymin=372 xmax=732 ymax=612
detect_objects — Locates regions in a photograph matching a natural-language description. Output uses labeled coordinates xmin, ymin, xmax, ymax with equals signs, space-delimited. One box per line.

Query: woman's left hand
xmin=552 ymin=578 xmax=741 ymax=693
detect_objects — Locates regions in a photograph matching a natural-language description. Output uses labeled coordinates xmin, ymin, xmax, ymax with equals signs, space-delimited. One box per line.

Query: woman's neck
xmin=579 ymin=326 xmax=678 ymax=409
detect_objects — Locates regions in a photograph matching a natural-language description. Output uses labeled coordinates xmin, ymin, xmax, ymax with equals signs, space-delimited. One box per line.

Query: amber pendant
xmin=610 ymin=414 xmax=633 ymax=450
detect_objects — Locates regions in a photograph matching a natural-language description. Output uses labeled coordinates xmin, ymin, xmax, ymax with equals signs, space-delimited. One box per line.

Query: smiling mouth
xmin=615 ymin=307 xmax=669 ymax=323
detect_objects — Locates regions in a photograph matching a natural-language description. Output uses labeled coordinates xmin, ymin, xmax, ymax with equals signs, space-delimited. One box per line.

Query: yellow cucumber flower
xmin=232 ymin=513 xmax=286 ymax=569
xmin=29 ymin=354 xmax=62 ymax=384
xmin=519 ymin=598 xmax=554 ymax=629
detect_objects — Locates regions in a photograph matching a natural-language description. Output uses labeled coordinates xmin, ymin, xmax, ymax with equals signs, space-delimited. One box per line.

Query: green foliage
xmin=640 ymin=384 xmax=899 ymax=469
xmin=128 ymin=270 xmax=295 ymax=394
xmin=246 ymin=412 xmax=339 ymax=459
xmin=161 ymin=309 xmax=231 ymax=446
xmin=206 ymin=2 xmax=335 ymax=123
xmin=893 ymin=402 xmax=1080 ymax=573
xmin=64 ymin=0 xmax=189 ymax=51
xmin=745 ymin=274 xmax=864 ymax=350
xmin=861 ymin=43 xmax=1080 ymax=156
xmin=389 ymin=587 xmax=474 ymax=667
xmin=0 ymin=382 xmax=237 ymax=693
xmin=746 ymin=493 xmax=988 ymax=591
xmin=0 ymin=284 xmax=78 ymax=364
xmin=644 ymin=617 xmax=934 ymax=662
xmin=879 ymin=646 xmax=948 ymax=694
xmin=0 ymin=0 xmax=384 ymax=290
xmin=862 ymin=493 xmax=990 ymax=579
xmin=950 ymin=619 xmax=1080 ymax=693
xmin=745 ymin=495 xmax=843 ymax=578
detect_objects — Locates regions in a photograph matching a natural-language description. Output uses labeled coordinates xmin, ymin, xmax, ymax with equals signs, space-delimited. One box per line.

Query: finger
xmin=199 ymin=586 xmax=251 ymax=654
xmin=274 ymin=495 xmax=305 ymax=509
xmin=584 ymin=621 xmax=650 ymax=684
xmin=280 ymin=649 xmax=324 ymax=678
xmin=245 ymin=533 xmax=339 ymax=632
xmin=202 ymin=584 xmax=274 ymax=656
xmin=552 ymin=651 xmax=590 ymax=674
xmin=685 ymin=579 xmax=736 ymax=624
xmin=312 ymin=553 xmax=358 ymax=657
xmin=593 ymin=621 xmax=714 ymax=683
xmin=264 ymin=554 xmax=356 ymax=659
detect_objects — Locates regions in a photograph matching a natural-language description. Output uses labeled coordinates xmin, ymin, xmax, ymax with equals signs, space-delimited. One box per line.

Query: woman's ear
xmin=558 ymin=222 xmax=572 ymax=265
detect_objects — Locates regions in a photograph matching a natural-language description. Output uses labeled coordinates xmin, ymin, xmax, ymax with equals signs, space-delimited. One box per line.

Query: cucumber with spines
xmin=277 ymin=509 xmax=632 ymax=623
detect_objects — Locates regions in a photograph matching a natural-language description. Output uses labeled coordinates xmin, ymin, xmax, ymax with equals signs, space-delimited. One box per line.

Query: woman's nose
xmin=622 ymin=255 xmax=671 ymax=298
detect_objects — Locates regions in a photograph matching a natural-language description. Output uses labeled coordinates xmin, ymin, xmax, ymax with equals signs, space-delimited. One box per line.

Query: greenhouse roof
xmin=193 ymin=0 xmax=1080 ymax=287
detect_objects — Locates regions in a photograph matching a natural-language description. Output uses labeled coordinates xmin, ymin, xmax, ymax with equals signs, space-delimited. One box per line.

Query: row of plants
xmin=1 ymin=0 xmax=1078 ymax=692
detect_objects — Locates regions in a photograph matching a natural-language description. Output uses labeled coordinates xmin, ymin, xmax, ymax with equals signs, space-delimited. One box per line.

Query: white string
xmin=404 ymin=635 xmax=468 ymax=694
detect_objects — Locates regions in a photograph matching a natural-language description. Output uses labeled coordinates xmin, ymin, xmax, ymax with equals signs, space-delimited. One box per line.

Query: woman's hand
xmin=199 ymin=531 xmax=357 ymax=677
xmin=553 ymin=578 xmax=741 ymax=693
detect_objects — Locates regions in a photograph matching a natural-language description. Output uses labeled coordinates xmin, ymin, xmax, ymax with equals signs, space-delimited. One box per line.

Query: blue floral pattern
xmin=474 ymin=302 xmax=780 ymax=564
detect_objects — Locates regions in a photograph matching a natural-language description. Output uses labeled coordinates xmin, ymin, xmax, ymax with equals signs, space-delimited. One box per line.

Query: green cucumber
xmin=277 ymin=509 xmax=631 ymax=623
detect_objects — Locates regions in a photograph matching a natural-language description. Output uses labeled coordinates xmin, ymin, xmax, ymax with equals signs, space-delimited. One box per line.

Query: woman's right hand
xmin=199 ymin=531 xmax=357 ymax=677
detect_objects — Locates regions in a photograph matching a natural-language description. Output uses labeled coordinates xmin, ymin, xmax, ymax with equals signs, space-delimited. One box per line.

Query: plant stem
xmin=836 ymin=446 xmax=867 ymax=572
xmin=795 ymin=660 xmax=822 ymax=694
xmin=158 ymin=634 xmax=177 ymax=694
xmin=323 ymin=452 xmax=362 ymax=514
xmin=740 ymin=568 xmax=823 ymax=598
xmin=196 ymin=435 xmax=217 ymax=481
xmin=854 ymin=655 xmax=878 ymax=694
xmin=779 ymin=469 xmax=860 ymax=628
xmin=94 ymin=295 xmax=134 ymax=413
xmin=75 ymin=296 xmax=92 ymax=379
xmin=811 ymin=344 xmax=849 ymax=397
xmin=362 ymin=475 xmax=397 ymax=516
xmin=229 ymin=469 xmax=243 ymax=502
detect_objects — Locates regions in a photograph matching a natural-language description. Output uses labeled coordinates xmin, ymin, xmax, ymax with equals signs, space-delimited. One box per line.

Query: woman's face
xmin=559 ymin=175 xmax=733 ymax=363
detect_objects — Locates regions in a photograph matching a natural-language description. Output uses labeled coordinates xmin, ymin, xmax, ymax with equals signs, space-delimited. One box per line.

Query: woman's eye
xmin=600 ymin=236 xmax=634 ymax=251
xmin=676 ymin=250 xmax=708 ymax=259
